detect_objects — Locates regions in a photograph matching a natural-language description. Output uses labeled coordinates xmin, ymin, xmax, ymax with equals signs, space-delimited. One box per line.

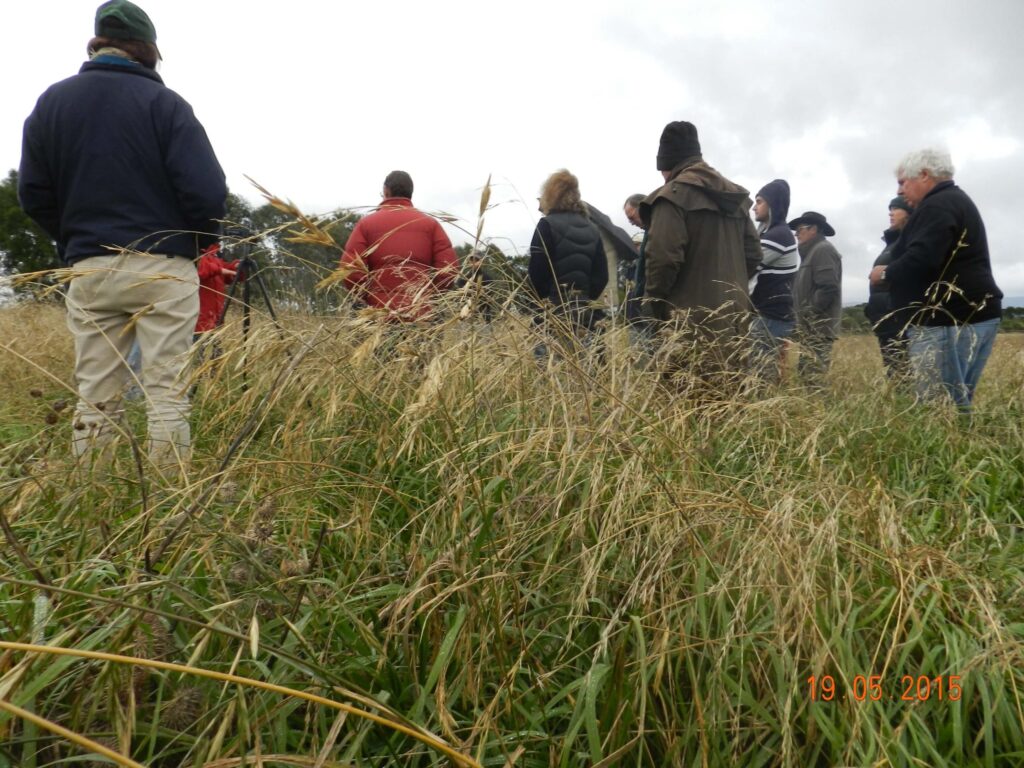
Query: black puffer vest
xmin=542 ymin=212 xmax=602 ymax=301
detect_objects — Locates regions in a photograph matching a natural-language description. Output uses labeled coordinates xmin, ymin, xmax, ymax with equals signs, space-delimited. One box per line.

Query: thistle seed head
xmin=217 ymin=480 xmax=240 ymax=504
xmin=280 ymin=556 xmax=310 ymax=577
xmin=228 ymin=561 xmax=254 ymax=584
xmin=256 ymin=497 xmax=277 ymax=521
xmin=247 ymin=519 xmax=275 ymax=544
xmin=161 ymin=686 xmax=204 ymax=730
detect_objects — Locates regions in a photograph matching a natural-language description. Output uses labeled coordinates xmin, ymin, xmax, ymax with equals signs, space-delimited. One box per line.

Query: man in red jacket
xmin=341 ymin=171 xmax=458 ymax=321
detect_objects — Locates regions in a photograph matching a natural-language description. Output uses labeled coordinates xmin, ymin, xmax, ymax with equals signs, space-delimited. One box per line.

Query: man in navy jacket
xmin=870 ymin=148 xmax=1002 ymax=410
xmin=19 ymin=0 xmax=227 ymax=474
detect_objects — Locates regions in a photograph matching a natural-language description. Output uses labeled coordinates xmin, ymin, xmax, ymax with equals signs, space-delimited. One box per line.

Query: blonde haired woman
xmin=527 ymin=170 xmax=608 ymax=345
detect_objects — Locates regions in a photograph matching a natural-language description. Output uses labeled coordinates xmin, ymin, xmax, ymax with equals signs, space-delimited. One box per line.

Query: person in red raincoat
xmin=340 ymin=170 xmax=458 ymax=321
xmin=195 ymin=243 xmax=238 ymax=338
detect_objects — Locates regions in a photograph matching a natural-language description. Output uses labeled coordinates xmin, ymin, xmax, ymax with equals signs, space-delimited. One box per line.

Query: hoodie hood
xmin=756 ymin=179 xmax=790 ymax=229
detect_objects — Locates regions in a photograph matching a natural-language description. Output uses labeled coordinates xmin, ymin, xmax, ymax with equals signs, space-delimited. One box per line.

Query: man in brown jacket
xmin=788 ymin=211 xmax=843 ymax=384
xmin=638 ymin=120 xmax=761 ymax=384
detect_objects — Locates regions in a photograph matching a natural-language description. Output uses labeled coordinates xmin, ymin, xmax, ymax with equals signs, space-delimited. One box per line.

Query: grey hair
xmin=896 ymin=149 xmax=955 ymax=180
xmin=624 ymin=193 xmax=645 ymax=208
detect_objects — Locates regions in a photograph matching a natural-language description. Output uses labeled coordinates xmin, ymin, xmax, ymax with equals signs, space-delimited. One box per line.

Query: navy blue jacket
xmin=19 ymin=57 xmax=226 ymax=264
xmin=885 ymin=181 xmax=1002 ymax=326
xmin=750 ymin=179 xmax=797 ymax=321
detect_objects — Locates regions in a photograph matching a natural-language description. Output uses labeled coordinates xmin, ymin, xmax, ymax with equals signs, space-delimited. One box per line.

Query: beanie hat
xmin=95 ymin=0 xmax=157 ymax=45
xmin=657 ymin=121 xmax=702 ymax=171
xmin=888 ymin=196 xmax=913 ymax=215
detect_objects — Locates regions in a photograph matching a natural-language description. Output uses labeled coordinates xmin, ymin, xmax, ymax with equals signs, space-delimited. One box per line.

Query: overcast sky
xmin=4 ymin=0 xmax=1022 ymax=303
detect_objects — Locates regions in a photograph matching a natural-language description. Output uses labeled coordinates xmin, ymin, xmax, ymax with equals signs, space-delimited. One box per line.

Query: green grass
xmin=1 ymin=297 xmax=1022 ymax=768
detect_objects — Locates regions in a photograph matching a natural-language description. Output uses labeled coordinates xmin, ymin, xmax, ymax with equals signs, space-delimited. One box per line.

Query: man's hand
xmin=869 ymin=265 xmax=887 ymax=287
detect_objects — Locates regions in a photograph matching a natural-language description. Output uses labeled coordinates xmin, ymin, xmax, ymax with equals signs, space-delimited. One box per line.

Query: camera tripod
xmin=214 ymin=230 xmax=286 ymax=389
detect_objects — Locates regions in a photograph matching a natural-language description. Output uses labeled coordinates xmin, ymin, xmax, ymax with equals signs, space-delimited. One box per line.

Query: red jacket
xmin=196 ymin=245 xmax=240 ymax=332
xmin=340 ymin=198 xmax=458 ymax=320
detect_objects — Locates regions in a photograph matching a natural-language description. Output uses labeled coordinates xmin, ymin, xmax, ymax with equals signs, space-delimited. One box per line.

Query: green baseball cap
xmin=95 ymin=0 xmax=158 ymax=45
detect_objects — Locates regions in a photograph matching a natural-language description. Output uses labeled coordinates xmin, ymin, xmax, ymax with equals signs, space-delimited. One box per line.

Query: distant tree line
xmin=842 ymin=304 xmax=1024 ymax=333
xmin=0 ymin=169 xmax=534 ymax=313
xmin=0 ymin=169 xmax=58 ymax=281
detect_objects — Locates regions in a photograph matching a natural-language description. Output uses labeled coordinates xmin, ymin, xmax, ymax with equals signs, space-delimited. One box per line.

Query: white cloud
xmin=3 ymin=0 xmax=1023 ymax=304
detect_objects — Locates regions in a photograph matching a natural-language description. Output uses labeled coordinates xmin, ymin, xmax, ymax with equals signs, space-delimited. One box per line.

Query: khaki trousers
xmin=65 ymin=253 xmax=199 ymax=474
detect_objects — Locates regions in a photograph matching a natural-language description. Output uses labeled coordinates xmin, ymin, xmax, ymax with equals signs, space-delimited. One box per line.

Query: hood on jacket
xmin=665 ymin=159 xmax=752 ymax=216
xmin=756 ymin=179 xmax=790 ymax=229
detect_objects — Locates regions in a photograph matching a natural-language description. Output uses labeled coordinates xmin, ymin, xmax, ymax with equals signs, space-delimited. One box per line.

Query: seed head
xmin=161 ymin=686 xmax=204 ymax=730
xmin=45 ymin=412 xmax=58 ymax=425
xmin=135 ymin=614 xmax=176 ymax=660
xmin=29 ymin=388 xmax=43 ymax=398
xmin=280 ymin=556 xmax=310 ymax=577
xmin=228 ymin=561 xmax=254 ymax=584
xmin=256 ymin=497 xmax=277 ymax=521
xmin=217 ymin=480 xmax=240 ymax=504
xmin=51 ymin=399 xmax=68 ymax=412
xmin=247 ymin=519 xmax=275 ymax=544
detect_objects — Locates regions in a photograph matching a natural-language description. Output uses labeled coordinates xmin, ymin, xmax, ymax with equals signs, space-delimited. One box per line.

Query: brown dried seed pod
xmin=29 ymin=388 xmax=43 ymax=398
xmin=280 ymin=557 xmax=310 ymax=577
xmin=246 ymin=519 xmax=274 ymax=544
xmin=132 ymin=664 xmax=150 ymax=701
xmin=161 ymin=686 xmax=204 ymax=730
xmin=51 ymin=399 xmax=68 ymax=412
xmin=217 ymin=480 xmax=239 ymax=504
xmin=96 ymin=402 xmax=106 ymax=412
xmin=73 ymin=421 xmax=87 ymax=431
xmin=44 ymin=412 xmax=59 ymax=425
xmin=135 ymin=614 xmax=176 ymax=660
xmin=228 ymin=561 xmax=253 ymax=584
xmin=256 ymin=497 xmax=277 ymax=521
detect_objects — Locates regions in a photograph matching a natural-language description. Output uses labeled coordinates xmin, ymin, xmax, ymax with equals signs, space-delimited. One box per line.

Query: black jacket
xmin=19 ymin=57 xmax=226 ymax=264
xmin=864 ymin=228 xmax=906 ymax=333
xmin=528 ymin=212 xmax=608 ymax=303
xmin=885 ymin=181 xmax=1002 ymax=326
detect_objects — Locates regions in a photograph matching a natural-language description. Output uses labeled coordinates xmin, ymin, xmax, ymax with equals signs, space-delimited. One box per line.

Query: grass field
xmin=1 ymin=298 xmax=1022 ymax=767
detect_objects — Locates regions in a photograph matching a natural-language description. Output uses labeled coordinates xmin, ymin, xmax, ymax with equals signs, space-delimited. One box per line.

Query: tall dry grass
xmin=1 ymin=273 xmax=1023 ymax=767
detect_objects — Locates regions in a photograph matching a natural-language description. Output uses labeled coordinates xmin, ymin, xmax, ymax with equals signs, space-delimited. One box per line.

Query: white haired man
xmin=869 ymin=149 xmax=1003 ymax=410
